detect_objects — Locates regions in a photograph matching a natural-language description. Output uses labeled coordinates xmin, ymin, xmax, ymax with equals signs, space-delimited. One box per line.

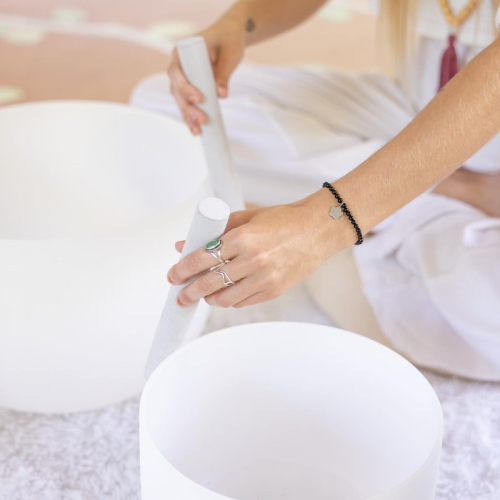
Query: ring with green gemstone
xmin=205 ymin=238 xmax=229 ymax=267
xmin=205 ymin=239 xmax=222 ymax=252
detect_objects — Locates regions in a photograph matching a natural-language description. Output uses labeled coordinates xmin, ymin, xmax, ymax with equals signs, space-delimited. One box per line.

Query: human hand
xmin=167 ymin=19 xmax=246 ymax=135
xmin=167 ymin=190 xmax=355 ymax=308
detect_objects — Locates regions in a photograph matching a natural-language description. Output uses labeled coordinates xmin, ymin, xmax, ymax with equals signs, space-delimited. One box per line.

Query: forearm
xmin=331 ymin=37 xmax=500 ymax=243
xmin=216 ymin=0 xmax=328 ymax=45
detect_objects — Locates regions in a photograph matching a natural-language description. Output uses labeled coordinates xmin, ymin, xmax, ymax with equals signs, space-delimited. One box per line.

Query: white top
xmin=415 ymin=0 xmax=497 ymax=46
xmin=373 ymin=0 xmax=500 ymax=172
xmin=370 ymin=0 xmax=498 ymax=44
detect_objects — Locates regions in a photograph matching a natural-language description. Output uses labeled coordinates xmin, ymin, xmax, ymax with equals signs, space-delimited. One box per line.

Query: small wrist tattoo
xmin=246 ymin=17 xmax=256 ymax=33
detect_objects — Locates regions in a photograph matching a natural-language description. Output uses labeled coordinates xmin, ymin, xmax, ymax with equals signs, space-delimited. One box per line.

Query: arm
xmin=168 ymin=0 xmax=327 ymax=134
xmin=332 ymin=36 xmax=500 ymax=240
xmin=221 ymin=0 xmax=328 ymax=46
xmin=167 ymin=37 xmax=500 ymax=309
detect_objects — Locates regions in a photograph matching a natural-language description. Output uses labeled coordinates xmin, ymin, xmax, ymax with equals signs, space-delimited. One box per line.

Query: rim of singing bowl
xmin=0 ymin=100 xmax=208 ymax=242
xmin=141 ymin=321 xmax=443 ymax=500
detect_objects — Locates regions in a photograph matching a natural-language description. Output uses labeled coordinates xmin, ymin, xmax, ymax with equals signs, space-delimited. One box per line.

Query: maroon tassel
xmin=438 ymin=35 xmax=459 ymax=91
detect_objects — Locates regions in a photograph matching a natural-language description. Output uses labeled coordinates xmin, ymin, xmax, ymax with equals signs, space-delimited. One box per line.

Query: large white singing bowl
xmin=0 ymin=101 xmax=212 ymax=413
xmin=141 ymin=322 xmax=443 ymax=500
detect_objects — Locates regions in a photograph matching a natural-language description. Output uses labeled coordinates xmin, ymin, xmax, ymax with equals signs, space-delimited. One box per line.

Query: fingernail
xmin=167 ymin=273 xmax=174 ymax=284
xmin=188 ymin=94 xmax=199 ymax=104
xmin=218 ymin=85 xmax=227 ymax=97
xmin=176 ymin=296 xmax=187 ymax=307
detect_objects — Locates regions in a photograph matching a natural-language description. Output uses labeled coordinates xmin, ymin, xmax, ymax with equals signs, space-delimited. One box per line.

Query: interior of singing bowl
xmin=0 ymin=101 xmax=206 ymax=239
xmin=143 ymin=322 xmax=443 ymax=500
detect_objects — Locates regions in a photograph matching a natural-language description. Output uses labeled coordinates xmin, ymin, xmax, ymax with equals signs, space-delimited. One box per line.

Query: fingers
xmin=204 ymin=275 xmax=262 ymax=308
xmin=213 ymin=49 xmax=237 ymax=98
xmin=174 ymin=210 xmax=257 ymax=256
xmin=175 ymin=240 xmax=185 ymax=253
xmin=167 ymin=236 xmax=238 ymax=285
xmin=167 ymin=49 xmax=205 ymax=134
xmin=176 ymin=258 xmax=249 ymax=307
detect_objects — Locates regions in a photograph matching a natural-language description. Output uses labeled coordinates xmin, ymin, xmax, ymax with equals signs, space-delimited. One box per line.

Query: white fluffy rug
xmin=1 ymin=285 xmax=500 ymax=500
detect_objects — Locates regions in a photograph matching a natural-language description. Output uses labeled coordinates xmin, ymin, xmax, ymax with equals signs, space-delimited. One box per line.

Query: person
xmin=131 ymin=0 xmax=500 ymax=380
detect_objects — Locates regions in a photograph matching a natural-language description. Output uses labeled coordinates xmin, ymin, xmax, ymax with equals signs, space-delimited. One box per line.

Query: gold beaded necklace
xmin=438 ymin=0 xmax=480 ymax=28
xmin=436 ymin=0 xmax=481 ymax=89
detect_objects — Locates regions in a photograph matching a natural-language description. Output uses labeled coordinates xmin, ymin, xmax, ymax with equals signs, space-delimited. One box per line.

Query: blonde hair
xmin=377 ymin=0 xmax=499 ymax=87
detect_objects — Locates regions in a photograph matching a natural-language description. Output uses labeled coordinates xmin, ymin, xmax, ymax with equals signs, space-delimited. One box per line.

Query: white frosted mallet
xmin=145 ymin=197 xmax=230 ymax=378
xmin=177 ymin=36 xmax=245 ymax=212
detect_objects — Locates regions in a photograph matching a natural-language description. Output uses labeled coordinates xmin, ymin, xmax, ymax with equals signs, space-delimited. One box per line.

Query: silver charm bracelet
xmin=323 ymin=182 xmax=363 ymax=245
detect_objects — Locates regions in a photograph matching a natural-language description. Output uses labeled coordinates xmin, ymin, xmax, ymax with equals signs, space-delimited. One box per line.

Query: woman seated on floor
xmin=131 ymin=0 xmax=500 ymax=381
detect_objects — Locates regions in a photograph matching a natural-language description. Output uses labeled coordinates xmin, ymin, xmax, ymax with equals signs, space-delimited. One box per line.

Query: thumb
xmin=213 ymin=49 xmax=238 ymax=98
xmin=224 ymin=208 xmax=259 ymax=233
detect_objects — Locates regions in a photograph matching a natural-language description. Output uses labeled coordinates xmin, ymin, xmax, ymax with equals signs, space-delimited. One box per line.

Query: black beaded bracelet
xmin=322 ymin=182 xmax=363 ymax=245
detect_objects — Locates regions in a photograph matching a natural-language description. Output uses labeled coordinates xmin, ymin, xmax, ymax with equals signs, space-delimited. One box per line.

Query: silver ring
xmin=206 ymin=238 xmax=234 ymax=286
xmin=214 ymin=268 xmax=234 ymax=287
xmin=205 ymin=238 xmax=230 ymax=267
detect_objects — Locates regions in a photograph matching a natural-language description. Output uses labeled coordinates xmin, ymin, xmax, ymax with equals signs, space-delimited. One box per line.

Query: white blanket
xmin=0 ymin=286 xmax=499 ymax=499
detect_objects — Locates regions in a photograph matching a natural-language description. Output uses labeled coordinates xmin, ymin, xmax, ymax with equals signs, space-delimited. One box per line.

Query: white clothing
xmin=356 ymin=194 xmax=500 ymax=380
xmin=131 ymin=65 xmax=500 ymax=379
xmin=130 ymin=2 xmax=500 ymax=379
xmin=396 ymin=0 xmax=500 ymax=171
xmin=131 ymin=67 xmax=414 ymax=206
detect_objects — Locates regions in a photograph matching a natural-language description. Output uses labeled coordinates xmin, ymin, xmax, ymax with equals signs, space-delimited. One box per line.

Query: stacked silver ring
xmin=205 ymin=239 xmax=234 ymax=287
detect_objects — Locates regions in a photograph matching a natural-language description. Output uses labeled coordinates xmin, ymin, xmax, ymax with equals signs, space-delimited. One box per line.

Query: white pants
xmin=130 ymin=65 xmax=414 ymax=206
xmin=131 ymin=65 xmax=500 ymax=380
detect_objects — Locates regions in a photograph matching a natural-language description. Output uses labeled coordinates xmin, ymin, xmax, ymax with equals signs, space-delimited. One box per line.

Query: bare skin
xmin=166 ymin=0 xmax=328 ymax=134
xmin=433 ymin=170 xmax=500 ymax=218
xmin=166 ymin=0 xmax=500 ymax=309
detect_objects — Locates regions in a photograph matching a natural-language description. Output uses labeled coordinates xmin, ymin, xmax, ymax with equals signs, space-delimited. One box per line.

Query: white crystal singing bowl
xmin=140 ymin=322 xmax=443 ymax=500
xmin=0 ymin=101 xmax=212 ymax=413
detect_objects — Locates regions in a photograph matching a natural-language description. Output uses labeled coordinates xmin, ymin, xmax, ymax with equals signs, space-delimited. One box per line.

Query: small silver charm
xmin=329 ymin=204 xmax=344 ymax=220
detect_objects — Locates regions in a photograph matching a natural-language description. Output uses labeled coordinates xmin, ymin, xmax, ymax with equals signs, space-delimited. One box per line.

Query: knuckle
xmin=204 ymin=295 xmax=215 ymax=306
xmin=169 ymin=265 xmax=181 ymax=283
xmin=266 ymin=270 xmax=280 ymax=285
xmin=233 ymin=230 xmax=252 ymax=252
xmin=250 ymin=250 xmax=271 ymax=270
xmin=214 ymin=294 xmax=232 ymax=308
xmin=185 ymin=253 xmax=202 ymax=274
xmin=254 ymin=251 xmax=269 ymax=267
xmin=197 ymin=274 xmax=214 ymax=294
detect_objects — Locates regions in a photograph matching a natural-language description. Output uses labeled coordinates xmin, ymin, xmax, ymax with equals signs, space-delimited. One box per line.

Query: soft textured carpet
xmin=1 ymin=284 xmax=500 ymax=500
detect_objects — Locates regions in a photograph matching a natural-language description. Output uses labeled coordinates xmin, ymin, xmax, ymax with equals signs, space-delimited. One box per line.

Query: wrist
xmin=293 ymin=189 xmax=359 ymax=259
xmin=218 ymin=5 xmax=254 ymax=46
